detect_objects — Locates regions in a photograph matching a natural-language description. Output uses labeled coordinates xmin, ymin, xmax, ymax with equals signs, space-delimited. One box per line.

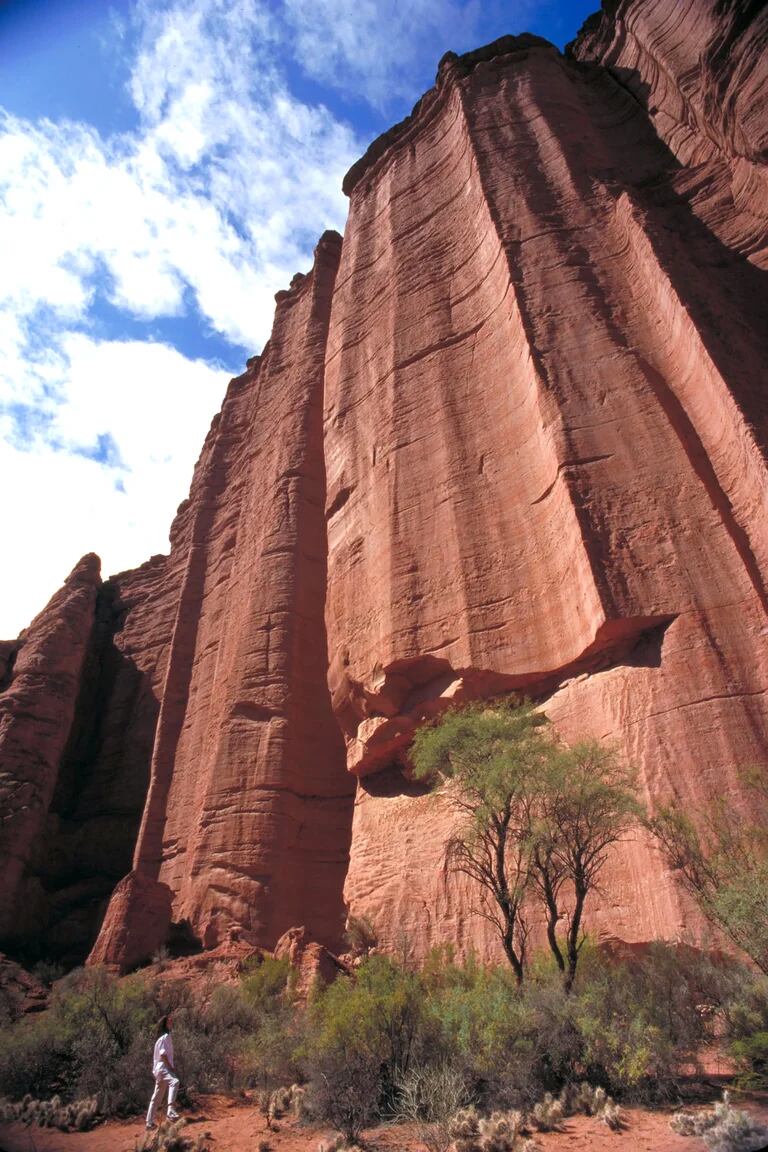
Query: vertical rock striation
xmin=326 ymin=20 xmax=768 ymax=958
xmin=0 ymin=556 xmax=101 ymax=948
xmin=1 ymin=0 xmax=766 ymax=971
xmin=90 ymin=232 xmax=354 ymax=970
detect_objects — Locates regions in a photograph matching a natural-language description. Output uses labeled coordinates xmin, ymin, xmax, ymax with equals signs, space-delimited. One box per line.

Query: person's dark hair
xmin=156 ymin=1015 xmax=170 ymax=1038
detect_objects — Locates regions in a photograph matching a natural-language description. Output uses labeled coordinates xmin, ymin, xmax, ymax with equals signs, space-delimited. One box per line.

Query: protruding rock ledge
xmin=341 ymin=617 xmax=676 ymax=778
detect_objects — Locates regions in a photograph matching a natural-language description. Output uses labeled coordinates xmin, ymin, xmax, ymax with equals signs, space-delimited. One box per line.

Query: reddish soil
xmin=3 ymin=1096 xmax=768 ymax=1152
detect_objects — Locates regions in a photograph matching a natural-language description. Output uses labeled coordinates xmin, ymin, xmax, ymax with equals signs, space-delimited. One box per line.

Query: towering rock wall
xmin=90 ymin=232 xmax=354 ymax=969
xmin=0 ymin=556 xmax=101 ymax=949
xmin=0 ymin=551 xmax=182 ymax=965
xmin=1 ymin=0 xmax=766 ymax=971
xmin=326 ymin=20 xmax=768 ymax=957
xmin=571 ymin=0 xmax=768 ymax=266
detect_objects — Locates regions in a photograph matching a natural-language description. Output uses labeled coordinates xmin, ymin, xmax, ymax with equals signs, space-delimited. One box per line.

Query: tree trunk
xmin=565 ymin=881 xmax=586 ymax=994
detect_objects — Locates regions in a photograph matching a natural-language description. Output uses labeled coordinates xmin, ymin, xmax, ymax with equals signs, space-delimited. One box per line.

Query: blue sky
xmin=0 ymin=0 xmax=598 ymax=637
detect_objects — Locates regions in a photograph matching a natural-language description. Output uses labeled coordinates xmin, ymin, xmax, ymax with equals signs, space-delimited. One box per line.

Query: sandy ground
xmin=4 ymin=1094 xmax=765 ymax=1152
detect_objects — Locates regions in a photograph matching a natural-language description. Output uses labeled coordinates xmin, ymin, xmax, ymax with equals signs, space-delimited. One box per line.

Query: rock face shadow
xmin=1 ymin=582 xmax=159 ymax=968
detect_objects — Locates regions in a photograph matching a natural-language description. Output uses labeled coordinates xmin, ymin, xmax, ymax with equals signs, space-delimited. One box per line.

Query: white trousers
xmin=146 ymin=1067 xmax=180 ymax=1125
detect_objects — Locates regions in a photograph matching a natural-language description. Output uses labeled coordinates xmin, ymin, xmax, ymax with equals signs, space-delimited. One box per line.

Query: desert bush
xmin=305 ymin=955 xmax=425 ymax=1115
xmin=395 ymin=1063 xmax=471 ymax=1152
xmin=0 ymin=966 xmax=157 ymax=1109
xmin=395 ymin=1062 xmax=470 ymax=1122
xmin=723 ymin=971 xmax=768 ymax=1090
xmin=241 ymin=956 xmax=292 ymax=1007
xmin=304 ymin=1043 xmax=382 ymax=1142
xmin=344 ymin=914 xmax=379 ymax=956
xmin=671 ymin=1092 xmax=768 ymax=1151
xmin=424 ymin=958 xmax=542 ymax=1108
xmin=237 ymin=1002 xmax=304 ymax=1092
xmin=570 ymin=941 xmax=734 ymax=1100
xmin=31 ymin=959 xmax=65 ymax=987
xmin=135 ymin=1117 xmax=211 ymax=1151
xmin=730 ymin=1032 xmax=768 ymax=1091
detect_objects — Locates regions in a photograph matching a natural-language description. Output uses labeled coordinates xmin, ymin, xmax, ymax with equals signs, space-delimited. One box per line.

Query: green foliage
xmin=241 ymin=956 xmax=292 ymax=1008
xmin=0 ymin=967 xmax=157 ymax=1111
xmin=411 ymin=700 xmax=548 ymax=798
xmin=723 ymin=968 xmax=768 ymax=1089
xmin=412 ymin=701 xmax=641 ymax=988
xmin=0 ymin=939 xmax=756 ymax=1130
xmin=730 ymin=1032 xmax=768 ymax=1091
xmin=651 ymin=771 xmax=768 ymax=976
xmin=0 ymin=958 xmax=301 ymax=1115
xmin=306 ymin=955 xmax=424 ymax=1111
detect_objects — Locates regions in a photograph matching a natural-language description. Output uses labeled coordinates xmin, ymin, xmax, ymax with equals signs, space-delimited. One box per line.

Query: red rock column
xmin=324 ymin=33 xmax=768 ymax=959
xmin=0 ymin=555 xmax=100 ymax=940
xmin=91 ymin=233 xmax=354 ymax=970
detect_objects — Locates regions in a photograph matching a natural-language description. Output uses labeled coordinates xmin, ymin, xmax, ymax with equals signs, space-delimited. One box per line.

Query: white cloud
xmin=283 ymin=0 xmax=487 ymax=107
xmin=1 ymin=0 xmax=539 ymax=637
xmin=0 ymin=335 xmax=229 ymax=638
xmin=0 ymin=0 xmax=362 ymax=637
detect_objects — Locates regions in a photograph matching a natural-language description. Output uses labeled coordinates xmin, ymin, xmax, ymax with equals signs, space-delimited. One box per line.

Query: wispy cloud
xmin=282 ymin=0 xmax=512 ymax=108
xmin=0 ymin=0 xmax=362 ymax=636
xmin=1 ymin=335 xmax=230 ymax=633
xmin=1 ymin=0 xmax=540 ymax=637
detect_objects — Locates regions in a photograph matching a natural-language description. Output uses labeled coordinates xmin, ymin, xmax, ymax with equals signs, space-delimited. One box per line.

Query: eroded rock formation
xmin=89 ymin=231 xmax=355 ymax=967
xmin=326 ymin=6 xmax=768 ymax=958
xmin=0 ymin=0 xmax=766 ymax=971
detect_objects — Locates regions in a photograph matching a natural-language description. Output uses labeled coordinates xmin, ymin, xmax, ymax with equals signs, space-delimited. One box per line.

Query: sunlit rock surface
xmin=0 ymin=0 xmax=765 ymax=970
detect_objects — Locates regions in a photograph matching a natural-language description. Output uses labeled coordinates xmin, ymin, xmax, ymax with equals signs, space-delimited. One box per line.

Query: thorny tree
xmin=651 ymin=769 xmax=768 ymax=977
xmin=411 ymin=701 xmax=641 ymax=989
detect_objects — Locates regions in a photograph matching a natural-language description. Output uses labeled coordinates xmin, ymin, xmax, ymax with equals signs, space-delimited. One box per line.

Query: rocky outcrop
xmin=86 ymin=871 xmax=173 ymax=971
xmin=0 ymin=953 xmax=48 ymax=1018
xmin=326 ymin=14 xmax=768 ymax=958
xmin=0 ymin=552 xmax=179 ymax=966
xmin=90 ymin=231 xmax=354 ymax=970
xmin=1 ymin=0 xmax=766 ymax=972
xmin=0 ymin=555 xmax=101 ymax=946
xmin=274 ymin=926 xmax=347 ymax=999
xmin=570 ymin=0 xmax=768 ymax=251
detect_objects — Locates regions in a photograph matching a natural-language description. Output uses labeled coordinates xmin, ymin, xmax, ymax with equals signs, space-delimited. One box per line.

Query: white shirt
xmin=153 ymin=1032 xmax=175 ymax=1075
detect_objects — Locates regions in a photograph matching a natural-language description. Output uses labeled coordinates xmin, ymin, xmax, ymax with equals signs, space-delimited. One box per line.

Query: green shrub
xmin=570 ymin=942 xmax=734 ymax=1100
xmin=724 ymin=970 xmax=768 ymax=1089
xmin=305 ymin=1042 xmax=382 ymax=1141
xmin=305 ymin=955 xmax=424 ymax=1116
xmin=0 ymin=939 xmax=751 ymax=1123
xmin=241 ymin=956 xmax=292 ymax=1008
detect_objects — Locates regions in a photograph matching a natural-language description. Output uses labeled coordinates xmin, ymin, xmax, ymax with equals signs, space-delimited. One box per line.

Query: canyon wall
xmin=0 ymin=0 xmax=766 ymax=970
xmin=326 ymin=12 xmax=768 ymax=958
xmin=91 ymin=232 xmax=354 ymax=969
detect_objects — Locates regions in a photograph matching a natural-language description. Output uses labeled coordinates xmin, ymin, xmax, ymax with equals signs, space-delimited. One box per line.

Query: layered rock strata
xmin=325 ymin=17 xmax=768 ymax=956
xmin=0 ymin=555 xmax=101 ymax=947
xmin=0 ymin=554 xmax=177 ymax=965
xmin=1 ymin=0 xmax=766 ymax=971
xmin=90 ymin=232 xmax=354 ymax=969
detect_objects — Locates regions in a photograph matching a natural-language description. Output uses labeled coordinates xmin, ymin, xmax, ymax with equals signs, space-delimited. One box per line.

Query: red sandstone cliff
xmin=0 ymin=0 xmax=766 ymax=972
xmin=90 ymin=231 xmax=354 ymax=970
xmin=0 ymin=556 xmax=100 ymax=952
xmin=328 ymin=12 xmax=768 ymax=959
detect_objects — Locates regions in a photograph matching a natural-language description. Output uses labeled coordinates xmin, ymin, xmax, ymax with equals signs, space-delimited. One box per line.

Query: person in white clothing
xmin=146 ymin=1014 xmax=180 ymax=1129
